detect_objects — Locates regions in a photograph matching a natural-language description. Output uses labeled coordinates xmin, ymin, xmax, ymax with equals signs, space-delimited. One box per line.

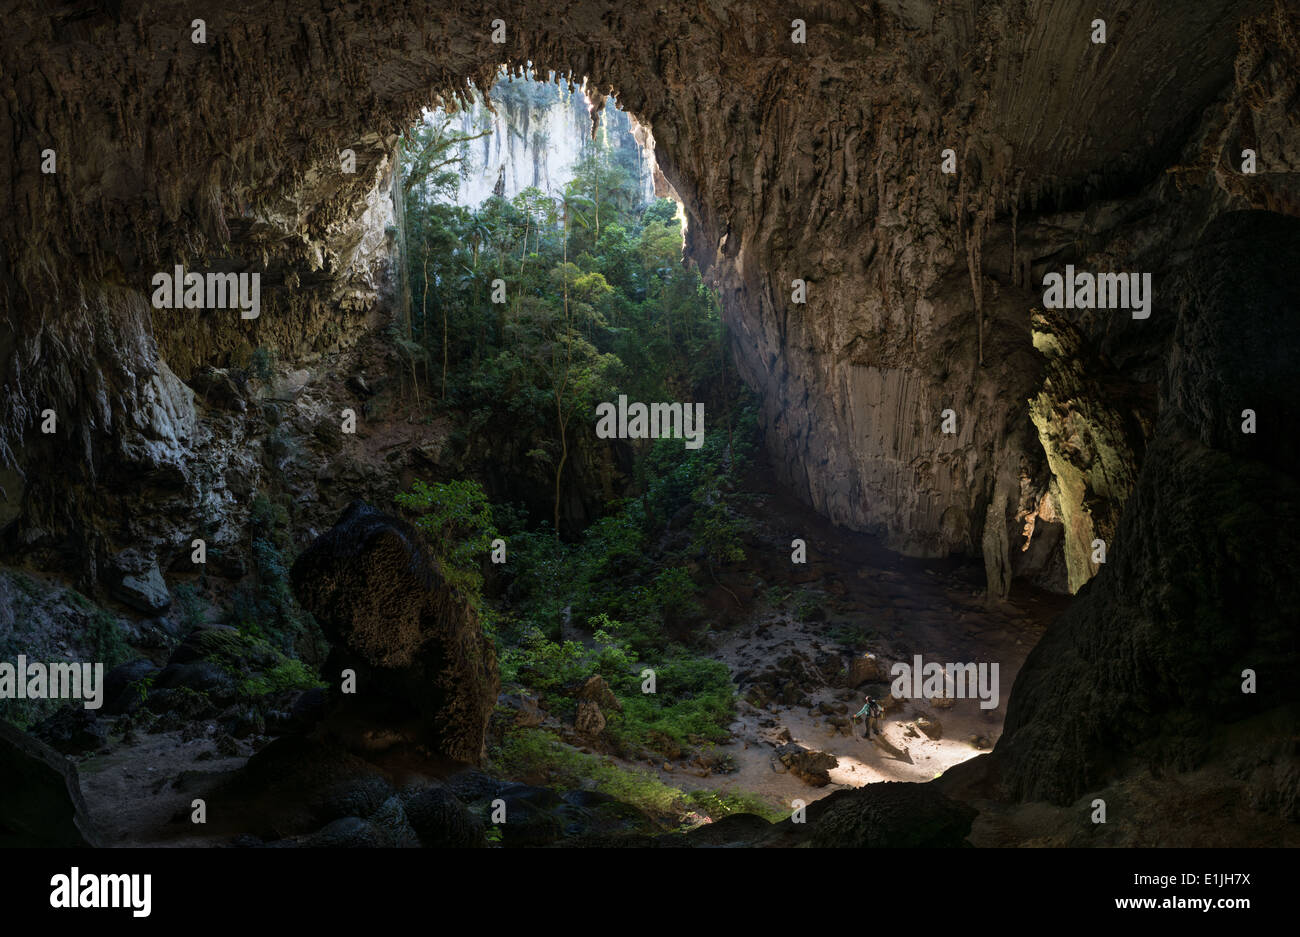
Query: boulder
xmin=290 ymin=501 xmax=499 ymax=764
xmin=916 ymin=714 xmax=943 ymax=740
xmin=776 ymin=742 xmax=839 ymax=787
xmin=808 ymin=782 xmax=976 ymax=847
xmin=576 ymin=675 xmax=622 ymax=713
xmin=403 ymin=783 xmax=485 ymax=848
xmin=30 ymin=707 xmax=107 ymax=755
xmin=847 ymin=652 xmax=888 ymax=686
xmin=188 ymin=366 xmax=246 ymax=411
xmin=306 ymin=816 xmax=386 ymax=848
xmin=101 ymin=658 xmax=160 ymax=715
xmin=0 ymin=720 xmax=99 ymax=846
xmin=513 ymin=694 xmax=545 ymax=728
xmin=367 ymin=795 xmax=420 ymax=848
xmin=110 ymin=549 xmax=170 ymax=614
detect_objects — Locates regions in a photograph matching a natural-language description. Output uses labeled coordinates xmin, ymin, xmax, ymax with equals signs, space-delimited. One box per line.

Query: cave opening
xmin=357 ymin=66 xmax=1076 ymax=823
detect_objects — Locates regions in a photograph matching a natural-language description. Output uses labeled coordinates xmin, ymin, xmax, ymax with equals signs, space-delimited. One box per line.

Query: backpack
xmin=869 ymin=701 xmax=883 ymax=718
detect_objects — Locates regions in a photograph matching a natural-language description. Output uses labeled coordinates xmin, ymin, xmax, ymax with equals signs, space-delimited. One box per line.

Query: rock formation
xmin=3 ymin=0 xmax=1293 ymax=598
xmin=996 ymin=211 xmax=1300 ymax=805
xmin=290 ymin=501 xmax=498 ymax=764
xmin=0 ymin=719 xmax=99 ymax=847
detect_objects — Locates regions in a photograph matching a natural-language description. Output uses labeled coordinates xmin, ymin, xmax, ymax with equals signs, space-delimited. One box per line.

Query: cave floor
xmin=600 ymin=457 xmax=1071 ymax=814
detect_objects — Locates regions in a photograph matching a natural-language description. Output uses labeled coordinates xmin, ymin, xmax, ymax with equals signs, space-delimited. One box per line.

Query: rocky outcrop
xmin=290 ymin=501 xmax=498 ymax=764
xmin=1027 ymin=309 xmax=1144 ymax=593
xmin=996 ymin=211 xmax=1300 ymax=805
xmin=449 ymin=73 xmax=655 ymax=207
xmin=806 ymin=782 xmax=976 ymax=848
xmin=0 ymin=720 xmax=100 ymax=847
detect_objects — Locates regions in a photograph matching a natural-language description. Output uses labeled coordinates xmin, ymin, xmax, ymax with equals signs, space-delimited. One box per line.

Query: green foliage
xmin=129 ymin=673 xmax=157 ymax=705
xmin=498 ymin=614 xmax=734 ymax=756
xmin=238 ymin=658 xmax=326 ymax=698
xmin=89 ymin=608 xmax=129 ymax=668
xmin=181 ymin=626 xmax=324 ymax=701
xmin=793 ymin=588 xmax=825 ymax=622
xmin=491 ymin=727 xmax=777 ymax=826
xmin=491 ymin=727 xmax=684 ymax=821
xmin=498 ymin=628 xmax=590 ymax=702
xmin=171 ymin=582 xmax=208 ymax=630
xmin=764 ymin=584 xmax=792 ymax=608
xmin=686 ymin=788 xmax=785 ymax=824
xmin=395 ymin=478 xmax=498 ymax=603
xmin=398 ymin=77 xmax=763 ymax=778
xmin=826 ymin=620 xmax=876 ymax=650
xmin=606 ymin=656 xmax=735 ymax=756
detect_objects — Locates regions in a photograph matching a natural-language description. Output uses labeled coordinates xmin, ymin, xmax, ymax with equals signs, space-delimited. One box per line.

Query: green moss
xmin=490 ymin=728 xmax=682 ymax=821
xmin=238 ymin=658 xmax=325 ymax=698
xmin=686 ymin=788 xmax=784 ymax=823
xmin=491 ymin=727 xmax=777 ymax=827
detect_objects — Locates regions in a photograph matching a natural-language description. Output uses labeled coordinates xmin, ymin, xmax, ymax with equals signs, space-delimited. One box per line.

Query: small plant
xmin=130 ymin=673 xmax=157 ymax=705
xmin=89 ymin=608 xmax=129 ymax=668
xmin=764 ymin=584 xmax=792 ymax=608
xmin=171 ymin=582 xmax=208 ymax=630
xmin=249 ymin=346 xmax=277 ymax=382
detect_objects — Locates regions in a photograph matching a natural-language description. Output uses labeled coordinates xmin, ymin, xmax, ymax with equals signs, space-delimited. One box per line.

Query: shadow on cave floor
xmin=582 ymin=451 xmax=1074 ymax=814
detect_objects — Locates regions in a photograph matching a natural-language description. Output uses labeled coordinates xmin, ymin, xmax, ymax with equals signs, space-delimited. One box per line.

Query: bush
xmin=395 ymin=479 xmax=498 ymax=602
xmin=89 ymin=608 xmax=129 ymax=668
xmin=606 ymin=655 xmax=735 ymax=756
xmin=490 ymin=727 xmax=683 ymax=821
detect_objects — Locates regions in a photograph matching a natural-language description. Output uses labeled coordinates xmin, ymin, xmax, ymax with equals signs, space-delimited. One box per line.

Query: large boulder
xmin=846 ymin=652 xmax=889 ymax=687
xmin=290 ymin=501 xmax=499 ymax=764
xmin=109 ymin=549 xmax=171 ymax=614
xmin=0 ymin=720 xmax=99 ymax=846
xmin=807 ymin=782 xmax=977 ymax=848
xmin=30 ymin=707 xmax=108 ymax=756
xmin=576 ymin=675 xmax=622 ymax=712
xmin=402 ymin=783 xmax=485 ymax=848
xmin=776 ymin=742 xmax=839 ymax=787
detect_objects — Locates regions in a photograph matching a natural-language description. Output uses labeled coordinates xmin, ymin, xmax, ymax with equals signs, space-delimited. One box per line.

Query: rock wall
xmin=996 ymin=211 xmax=1300 ymax=805
xmin=448 ymin=74 xmax=655 ymax=208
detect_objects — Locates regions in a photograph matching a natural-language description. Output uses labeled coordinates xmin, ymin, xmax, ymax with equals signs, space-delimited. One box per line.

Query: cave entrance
xmin=388 ymin=67 xmax=706 ymax=536
xmin=375 ymin=69 xmax=1067 ymax=821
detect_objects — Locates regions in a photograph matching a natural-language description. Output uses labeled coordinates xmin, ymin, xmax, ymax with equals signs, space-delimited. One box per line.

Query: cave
xmin=1 ymin=0 xmax=1297 ymax=871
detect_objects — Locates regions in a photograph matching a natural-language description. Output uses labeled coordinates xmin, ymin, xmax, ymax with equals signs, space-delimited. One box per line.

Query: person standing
xmin=854 ymin=695 xmax=884 ymax=737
